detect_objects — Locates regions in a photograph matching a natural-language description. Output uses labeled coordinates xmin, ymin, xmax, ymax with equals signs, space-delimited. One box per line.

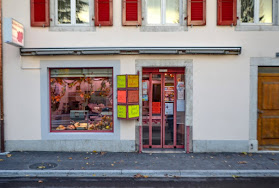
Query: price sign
xmin=128 ymin=75 xmax=139 ymax=88
xmin=117 ymin=75 xmax=126 ymax=88
xmin=117 ymin=105 xmax=127 ymax=118
xmin=117 ymin=90 xmax=127 ymax=103
xmin=128 ymin=90 xmax=139 ymax=103
xmin=128 ymin=105 xmax=139 ymax=118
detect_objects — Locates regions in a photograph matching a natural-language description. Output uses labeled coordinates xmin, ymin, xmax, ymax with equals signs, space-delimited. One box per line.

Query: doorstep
xmin=142 ymin=148 xmax=185 ymax=153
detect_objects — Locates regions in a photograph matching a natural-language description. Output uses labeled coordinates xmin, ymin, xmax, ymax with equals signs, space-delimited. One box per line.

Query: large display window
xmin=50 ymin=68 xmax=113 ymax=132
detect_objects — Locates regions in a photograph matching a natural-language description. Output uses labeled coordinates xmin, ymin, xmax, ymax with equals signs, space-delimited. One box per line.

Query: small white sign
xmin=165 ymin=103 xmax=173 ymax=115
xmin=4 ymin=18 xmax=24 ymax=47
xmin=177 ymin=100 xmax=185 ymax=112
xmin=159 ymin=69 xmax=168 ymax=72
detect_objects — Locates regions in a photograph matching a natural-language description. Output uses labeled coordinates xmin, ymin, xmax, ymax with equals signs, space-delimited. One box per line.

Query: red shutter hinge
xmin=184 ymin=16 xmax=187 ymax=20
xmin=142 ymin=17 xmax=144 ymax=21
xmin=92 ymin=17 xmax=95 ymax=21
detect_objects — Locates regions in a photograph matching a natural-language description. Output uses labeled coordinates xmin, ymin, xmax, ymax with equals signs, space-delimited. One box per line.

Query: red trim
xmin=149 ymin=73 xmax=152 ymax=146
xmin=30 ymin=0 xmax=50 ymax=27
xmin=186 ymin=126 xmax=190 ymax=153
xmin=139 ymin=126 xmax=142 ymax=153
xmin=217 ymin=0 xmax=237 ymax=26
xmin=187 ymin=0 xmax=206 ymax=26
xmin=173 ymin=74 xmax=177 ymax=146
xmin=95 ymin=0 xmax=113 ymax=26
xmin=122 ymin=0 xmax=142 ymax=26
xmin=49 ymin=67 xmax=114 ymax=133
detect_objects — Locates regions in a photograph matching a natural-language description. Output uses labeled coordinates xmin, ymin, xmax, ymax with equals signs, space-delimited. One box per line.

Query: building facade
xmin=2 ymin=0 xmax=279 ymax=152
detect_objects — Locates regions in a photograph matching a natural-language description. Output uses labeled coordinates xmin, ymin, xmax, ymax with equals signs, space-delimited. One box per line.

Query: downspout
xmin=0 ymin=0 xmax=5 ymax=152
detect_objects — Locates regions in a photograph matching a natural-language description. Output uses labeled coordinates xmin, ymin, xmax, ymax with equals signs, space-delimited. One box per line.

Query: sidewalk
xmin=0 ymin=151 xmax=279 ymax=178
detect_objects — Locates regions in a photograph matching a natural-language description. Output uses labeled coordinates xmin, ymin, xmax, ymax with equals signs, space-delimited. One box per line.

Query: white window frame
xmin=145 ymin=0 xmax=182 ymax=26
xmin=55 ymin=0 xmax=91 ymax=26
xmin=240 ymin=0 xmax=273 ymax=25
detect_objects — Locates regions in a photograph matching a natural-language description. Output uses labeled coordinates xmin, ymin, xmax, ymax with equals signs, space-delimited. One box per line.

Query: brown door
xmin=258 ymin=71 xmax=279 ymax=150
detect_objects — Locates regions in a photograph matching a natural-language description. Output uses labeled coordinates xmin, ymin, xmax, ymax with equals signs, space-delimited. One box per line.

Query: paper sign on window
xmin=117 ymin=105 xmax=127 ymax=118
xmin=117 ymin=90 xmax=126 ymax=104
xmin=152 ymin=102 xmax=161 ymax=114
xmin=128 ymin=105 xmax=139 ymax=118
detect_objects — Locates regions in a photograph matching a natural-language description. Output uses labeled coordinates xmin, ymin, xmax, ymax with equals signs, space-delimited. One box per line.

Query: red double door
xmin=142 ymin=68 xmax=185 ymax=149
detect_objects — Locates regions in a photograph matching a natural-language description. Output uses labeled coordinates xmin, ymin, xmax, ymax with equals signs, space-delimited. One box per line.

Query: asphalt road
xmin=0 ymin=177 xmax=279 ymax=188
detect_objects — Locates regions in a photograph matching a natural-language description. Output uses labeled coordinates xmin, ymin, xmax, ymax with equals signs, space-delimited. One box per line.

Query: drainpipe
xmin=0 ymin=0 xmax=5 ymax=152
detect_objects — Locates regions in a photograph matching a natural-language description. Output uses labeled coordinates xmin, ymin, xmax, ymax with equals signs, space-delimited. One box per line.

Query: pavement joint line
xmin=1 ymin=170 xmax=279 ymax=178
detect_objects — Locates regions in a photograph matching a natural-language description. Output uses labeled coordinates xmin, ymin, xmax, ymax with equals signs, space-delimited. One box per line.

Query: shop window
xmin=240 ymin=0 xmax=273 ymax=24
xmin=50 ymin=68 xmax=113 ymax=132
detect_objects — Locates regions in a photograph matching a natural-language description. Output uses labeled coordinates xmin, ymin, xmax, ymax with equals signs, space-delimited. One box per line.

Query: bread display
xmin=66 ymin=125 xmax=76 ymax=130
xmin=56 ymin=125 xmax=66 ymax=130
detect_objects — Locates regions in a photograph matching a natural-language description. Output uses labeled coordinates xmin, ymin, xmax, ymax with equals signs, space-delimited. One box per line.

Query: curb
xmin=0 ymin=170 xmax=279 ymax=178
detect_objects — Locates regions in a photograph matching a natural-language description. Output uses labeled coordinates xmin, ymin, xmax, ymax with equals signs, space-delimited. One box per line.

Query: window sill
xmin=49 ymin=26 xmax=96 ymax=32
xmin=235 ymin=25 xmax=279 ymax=31
xmin=140 ymin=26 xmax=187 ymax=32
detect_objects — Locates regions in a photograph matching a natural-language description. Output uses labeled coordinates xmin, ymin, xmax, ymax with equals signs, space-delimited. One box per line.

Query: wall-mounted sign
xmin=128 ymin=105 xmax=139 ymax=118
xmin=4 ymin=18 xmax=24 ymax=47
xmin=128 ymin=75 xmax=139 ymax=88
xmin=117 ymin=75 xmax=126 ymax=88
xmin=117 ymin=90 xmax=127 ymax=104
xmin=117 ymin=74 xmax=139 ymax=120
xmin=128 ymin=90 xmax=139 ymax=103
xmin=117 ymin=105 xmax=127 ymax=118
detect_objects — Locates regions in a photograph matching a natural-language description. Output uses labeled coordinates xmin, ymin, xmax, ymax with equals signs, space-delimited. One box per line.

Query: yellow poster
xmin=128 ymin=75 xmax=139 ymax=88
xmin=128 ymin=105 xmax=139 ymax=118
xmin=117 ymin=75 xmax=126 ymax=88
xmin=117 ymin=105 xmax=127 ymax=118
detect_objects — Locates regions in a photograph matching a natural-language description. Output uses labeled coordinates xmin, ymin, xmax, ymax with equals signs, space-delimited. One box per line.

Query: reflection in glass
xmin=58 ymin=0 xmax=71 ymax=24
xmin=143 ymin=121 xmax=149 ymax=145
xmin=147 ymin=0 xmax=161 ymax=24
xmin=241 ymin=0 xmax=254 ymax=23
xmin=76 ymin=0 xmax=89 ymax=24
xmin=50 ymin=69 xmax=113 ymax=131
xmin=259 ymin=0 xmax=272 ymax=23
xmin=152 ymin=121 xmax=161 ymax=145
xmin=166 ymin=0 xmax=179 ymax=24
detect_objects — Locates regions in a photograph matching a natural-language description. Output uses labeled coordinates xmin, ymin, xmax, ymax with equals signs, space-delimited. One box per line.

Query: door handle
xmin=257 ymin=109 xmax=264 ymax=114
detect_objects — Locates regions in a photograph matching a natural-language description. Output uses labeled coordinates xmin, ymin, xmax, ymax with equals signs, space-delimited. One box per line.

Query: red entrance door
xmin=142 ymin=68 xmax=185 ymax=149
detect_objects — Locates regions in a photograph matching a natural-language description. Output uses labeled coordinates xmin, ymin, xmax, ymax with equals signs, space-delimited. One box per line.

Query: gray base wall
xmin=5 ymin=140 xmax=135 ymax=152
xmin=193 ymin=140 xmax=255 ymax=153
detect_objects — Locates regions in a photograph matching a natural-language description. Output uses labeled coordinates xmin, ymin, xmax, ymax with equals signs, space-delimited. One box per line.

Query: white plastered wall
xmin=2 ymin=0 xmax=279 ymax=147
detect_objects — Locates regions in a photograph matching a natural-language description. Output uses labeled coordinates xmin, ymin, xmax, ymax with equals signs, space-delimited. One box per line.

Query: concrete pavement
xmin=0 ymin=151 xmax=279 ymax=178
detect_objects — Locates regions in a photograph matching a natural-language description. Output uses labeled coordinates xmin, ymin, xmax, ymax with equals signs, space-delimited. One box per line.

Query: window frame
xmin=239 ymin=0 xmax=274 ymax=25
xmin=145 ymin=0 xmax=182 ymax=26
xmin=50 ymin=0 xmax=95 ymax=31
xmin=49 ymin=67 xmax=114 ymax=133
xmin=141 ymin=0 xmax=187 ymax=32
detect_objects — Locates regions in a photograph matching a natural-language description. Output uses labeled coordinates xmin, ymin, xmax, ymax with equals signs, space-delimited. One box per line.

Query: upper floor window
xmin=240 ymin=0 xmax=273 ymax=24
xmin=56 ymin=0 xmax=90 ymax=25
xmin=146 ymin=0 xmax=180 ymax=25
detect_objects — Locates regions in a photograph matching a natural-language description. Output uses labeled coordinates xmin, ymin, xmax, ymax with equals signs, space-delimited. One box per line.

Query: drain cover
xmin=29 ymin=163 xmax=58 ymax=170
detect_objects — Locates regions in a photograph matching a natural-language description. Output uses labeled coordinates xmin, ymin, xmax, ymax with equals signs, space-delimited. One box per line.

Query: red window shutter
xmin=122 ymin=0 xmax=142 ymax=26
xmin=30 ymin=0 xmax=50 ymax=27
xmin=187 ymin=0 xmax=206 ymax=26
xmin=217 ymin=0 xmax=237 ymax=26
xmin=95 ymin=0 xmax=113 ymax=26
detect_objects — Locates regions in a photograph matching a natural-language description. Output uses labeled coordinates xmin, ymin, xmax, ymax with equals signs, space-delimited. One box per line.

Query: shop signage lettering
xmin=128 ymin=105 xmax=139 ymax=118
xmin=117 ymin=105 xmax=127 ymax=118
xmin=4 ymin=18 xmax=24 ymax=47
xmin=117 ymin=90 xmax=127 ymax=104
xmin=117 ymin=75 xmax=126 ymax=88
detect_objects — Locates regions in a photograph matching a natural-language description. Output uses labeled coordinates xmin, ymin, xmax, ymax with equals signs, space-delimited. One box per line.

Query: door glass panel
xmin=152 ymin=79 xmax=162 ymax=146
xmin=176 ymin=74 xmax=185 ymax=145
xmin=164 ymin=73 xmax=174 ymax=145
xmin=142 ymin=74 xmax=150 ymax=146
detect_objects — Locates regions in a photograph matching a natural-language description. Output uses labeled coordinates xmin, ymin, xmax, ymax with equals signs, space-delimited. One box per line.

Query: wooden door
xmin=258 ymin=74 xmax=279 ymax=150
